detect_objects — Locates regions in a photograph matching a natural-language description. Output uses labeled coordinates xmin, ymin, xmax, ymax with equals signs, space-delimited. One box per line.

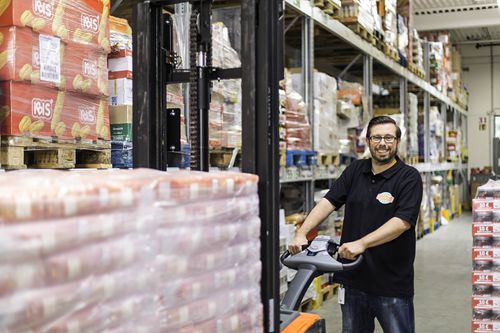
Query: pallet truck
xmin=279 ymin=235 xmax=363 ymax=333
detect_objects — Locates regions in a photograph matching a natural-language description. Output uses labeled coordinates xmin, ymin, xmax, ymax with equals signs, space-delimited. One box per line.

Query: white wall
xmin=461 ymin=45 xmax=500 ymax=168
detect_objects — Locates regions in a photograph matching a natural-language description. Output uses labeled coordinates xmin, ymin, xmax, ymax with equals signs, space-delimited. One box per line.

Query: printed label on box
xmin=39 ymin=34 xmax=60 ymax=83
xmin=33 ymin=0 xmax=55 ymax=19
xmin=79 ymin=106 xmax=97 ymax=125
xmin=32 ymin=98 xmax=54 ymax=121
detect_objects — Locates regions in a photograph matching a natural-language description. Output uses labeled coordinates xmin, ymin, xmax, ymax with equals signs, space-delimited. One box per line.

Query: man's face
xmin=367 ymin=123 xmax=399 ymax=164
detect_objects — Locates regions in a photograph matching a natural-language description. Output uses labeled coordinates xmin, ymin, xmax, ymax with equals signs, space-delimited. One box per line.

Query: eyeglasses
xmin=369 ymin=135 xmax=397 ymax=143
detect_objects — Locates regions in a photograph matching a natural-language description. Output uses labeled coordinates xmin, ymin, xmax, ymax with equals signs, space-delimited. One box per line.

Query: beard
xmin=369 ymin=144 xmax=398 ymax=165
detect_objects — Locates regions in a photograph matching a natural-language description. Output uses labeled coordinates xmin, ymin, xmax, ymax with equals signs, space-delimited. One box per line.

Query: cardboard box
xmin=0 ymin=26 xmax=108 ymax=97
xmin=109 ymin=16 xmax=132 ymax=79
xmin=67 ymin=95 xmax=109 ymax=140
xmin=108 ymin=78 xmax=132 ymax=105
xmin=0 ymin=0 xmax=110 ymax=53
xmin=0 ymin=81 xmax=72 ymax=139
xmin=65 ymin=44 xmax=108 ymax=96
xmin=109 ymin=105 xmax=132 ymax=141
xmin=108 ymin=50 xmax=132 ymax=79
xmin=0 ymin=26 xmax=68 ymax=89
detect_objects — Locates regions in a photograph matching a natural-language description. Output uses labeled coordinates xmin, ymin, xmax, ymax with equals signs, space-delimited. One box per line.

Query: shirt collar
xmin=362 ymin=156 xmax=403 ymax=179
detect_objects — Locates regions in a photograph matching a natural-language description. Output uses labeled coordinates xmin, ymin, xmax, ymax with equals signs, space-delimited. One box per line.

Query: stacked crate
xmin=108 ymin=16 xmax=132 ymax=168
xmin=472 ymin=180 xmax=500 ymax=332
xmin=0 ymin=0 xmax=111 ymax=168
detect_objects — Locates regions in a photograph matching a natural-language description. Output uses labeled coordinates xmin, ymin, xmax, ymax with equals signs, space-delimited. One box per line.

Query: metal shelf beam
xmin=284 ymin=0 xmax=468 ymax=115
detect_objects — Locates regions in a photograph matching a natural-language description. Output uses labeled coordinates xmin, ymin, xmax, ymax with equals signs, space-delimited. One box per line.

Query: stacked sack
xmin=0 ymin=168 xmax=263 ymax=332
xmin=0 ymin=0 xmax=110 ymax=142
xmin=472 ymin=180 xmax=500 ymax=332
xmin=108 ymin=16 xmax=133 ymax=168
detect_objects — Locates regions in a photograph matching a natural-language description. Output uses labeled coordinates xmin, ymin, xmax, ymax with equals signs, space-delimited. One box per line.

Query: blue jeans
xmin=341 ymin=286 xmax=415 ymax=333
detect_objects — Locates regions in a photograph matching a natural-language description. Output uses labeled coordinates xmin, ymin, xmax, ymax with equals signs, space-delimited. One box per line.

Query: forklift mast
xmin=132 ymin=0 xmax=284 ymax=332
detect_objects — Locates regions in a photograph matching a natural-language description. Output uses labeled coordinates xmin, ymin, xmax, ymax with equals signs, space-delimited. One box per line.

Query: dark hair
xmin=366 ymin=116 xmax=401 ymax=139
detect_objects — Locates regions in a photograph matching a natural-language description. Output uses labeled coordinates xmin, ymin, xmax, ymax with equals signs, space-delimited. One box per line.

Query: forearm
xmin=360 ymin=217 xmax=411 ymax=249
xmin=296 ymin=198 xmax=335 ymax=236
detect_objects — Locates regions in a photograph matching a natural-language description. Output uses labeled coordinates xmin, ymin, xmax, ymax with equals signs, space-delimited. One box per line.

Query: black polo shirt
xmin=324 ymin=156 xmax=423 ymax=297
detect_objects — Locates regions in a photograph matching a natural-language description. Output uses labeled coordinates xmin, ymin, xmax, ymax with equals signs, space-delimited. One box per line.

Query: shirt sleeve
xmin=324 ymin=160 xmax=357 ymax=210
xmin=394 ymin=168 xmax=423 ymax=226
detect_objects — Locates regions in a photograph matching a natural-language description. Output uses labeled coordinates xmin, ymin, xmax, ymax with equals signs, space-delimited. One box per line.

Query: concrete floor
xmin=312 ymin=212 xmax=472 ymax=332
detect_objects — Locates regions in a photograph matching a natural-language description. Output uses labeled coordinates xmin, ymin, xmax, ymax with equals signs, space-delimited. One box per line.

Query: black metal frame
xmin=132 ymin=1 xmax=283 ymax=332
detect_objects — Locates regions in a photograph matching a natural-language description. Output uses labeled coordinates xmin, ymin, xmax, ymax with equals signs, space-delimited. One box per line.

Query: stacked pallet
xmin=0 ymin=0 xmax=112 ymax=169
xmin=0 ymin=168 xmax=264 ymax=332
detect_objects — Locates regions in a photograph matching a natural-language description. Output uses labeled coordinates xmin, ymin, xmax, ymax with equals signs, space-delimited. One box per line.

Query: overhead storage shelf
xmin=285 ymin=0 xmax=467 ymax=115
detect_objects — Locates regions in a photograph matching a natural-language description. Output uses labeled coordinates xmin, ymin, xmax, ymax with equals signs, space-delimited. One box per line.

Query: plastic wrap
xmin=0 ymin=26 xmax=108 ymax=96
xmin=212 ymin=79 xmax=242 ymax=149
xmin=0 ymin=82 xmax=110 ymax=140
xmin=313 ymin=72 xmax=338 ymax=153
xmin=397 ymin=14 xmax=408 ymax=58
xmin=212 ymin=22 xmax=241 ymax=69
xmin=0 ymin=169 xmax=263 ymax=332
xmin=0 ymin=0 xmax=111 ymax=53
xmin=337 ymin=80 xmax=363 ymax=106
xmin=282 ymin=74 xmax=311 ymax=151
xmin=472 ymin=181 xmax=500 ymax=331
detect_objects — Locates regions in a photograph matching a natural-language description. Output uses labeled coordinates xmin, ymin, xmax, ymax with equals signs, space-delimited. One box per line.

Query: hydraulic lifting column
xmin=132 ymin=1 xmax=284 ymax=332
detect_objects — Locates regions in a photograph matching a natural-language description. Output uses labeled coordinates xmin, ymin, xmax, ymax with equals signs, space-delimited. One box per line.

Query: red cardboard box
xmin=65 ymin=0 xmax=110 ymax=53
xmin=0 ymin=0 xmax=110 ymax=53
xmin=0 ymin=26 xmax=107 ymax=96
xmin=67 ymin=94 xmax=109 ymax=140
xmin=64 ymin=44 xmax=108 ymax=96
xmin=0 ymin=81 xmax=72 ymax=139
xmin=473 ymin=320 xmax=500 ymax=332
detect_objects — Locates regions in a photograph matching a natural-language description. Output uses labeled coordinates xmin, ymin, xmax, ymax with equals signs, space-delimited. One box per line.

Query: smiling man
xmin=289 ymin=116 xmax=423 ymax=333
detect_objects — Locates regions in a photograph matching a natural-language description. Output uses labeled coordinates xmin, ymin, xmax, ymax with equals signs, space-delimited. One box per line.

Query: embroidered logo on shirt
xmin=376 ymin=192 xmax=395 ymax=204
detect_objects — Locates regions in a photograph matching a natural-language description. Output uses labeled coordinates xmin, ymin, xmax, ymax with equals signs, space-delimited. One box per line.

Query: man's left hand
xmin=338 ymin=240 xmax=366 ymax=260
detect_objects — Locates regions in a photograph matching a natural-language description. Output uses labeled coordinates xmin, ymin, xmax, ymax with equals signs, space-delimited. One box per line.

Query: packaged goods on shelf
xmin=472 ymin=182 xmax=500 ymax=331
xmin=212 ymin=22 xmax=241 ymax=69
xmin=314 ymin=71 xmax=338 ymax=153
xmin=0 ymin=0 xmax=111 ymax=53
xmin=108 ymin=16 xmax=132 ymax=80
xmin=338 ymin=0 xmax=375 ymax=35
xmin=412 ymin=29 xmax=424 ymax=71
xmin=428 ymin=106 xmax=444 ymax=163
xmin=282 ymin=71 xmax=312 ymax=151
xmin=110 ymin=105 xmax=132 ymax=142
xmin=108 ymin=78 xmax=132 ymax=106
xmin=0 ymin=82 xmax=110 ymax=141
xmin=0 ymin=169 xmax=263 ymax=332
xmin=397 ymin=14 xmax=408 ymax=60
xmin=337 ymin=80 xmax=363 ymax=106
xmin=382 ymin=0 xmax=397 ymax=48
xmin=407 ymin=93 xmax=418 ymax=156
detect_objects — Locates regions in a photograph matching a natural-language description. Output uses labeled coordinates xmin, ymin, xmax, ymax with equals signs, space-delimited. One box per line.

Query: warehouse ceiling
xmin=413 ymin=0 xmax=500 ymax=43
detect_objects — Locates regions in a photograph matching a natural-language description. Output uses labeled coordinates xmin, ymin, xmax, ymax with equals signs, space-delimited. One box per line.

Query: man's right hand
xmin=288 ymin=232 xmax=308 ymax=255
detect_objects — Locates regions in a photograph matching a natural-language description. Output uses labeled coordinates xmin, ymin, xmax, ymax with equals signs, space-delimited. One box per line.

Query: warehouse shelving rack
xmin=128 ymin=0 xmax=469 ymax=331
xmin=281 ymin=0 xmax=469 ymax=218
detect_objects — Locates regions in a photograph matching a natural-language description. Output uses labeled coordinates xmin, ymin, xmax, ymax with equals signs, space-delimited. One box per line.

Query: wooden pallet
xmin=383 ymin=43 xmax=399 ymax=62
xmin=340 ymin=19 xmax=375 ymax=44
xmin=314 ymin=0 xmax=341 ymax=16
xmin=300 ymin=298 xmax=315 ymax=313
xmin=404 ymin=155 xmax=419 ymax=165
xmin=373 ymin=35 xmax=385 ymax=51
xmin=316 ymin=152 xmax=339 ymax=166
xmin=1 ymin=136 xmax=111 ymax=170
xmin=314 ymin=284 xmax=338 ymax=308
xmin=209 ymin=147 xmax=240 ymax=169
